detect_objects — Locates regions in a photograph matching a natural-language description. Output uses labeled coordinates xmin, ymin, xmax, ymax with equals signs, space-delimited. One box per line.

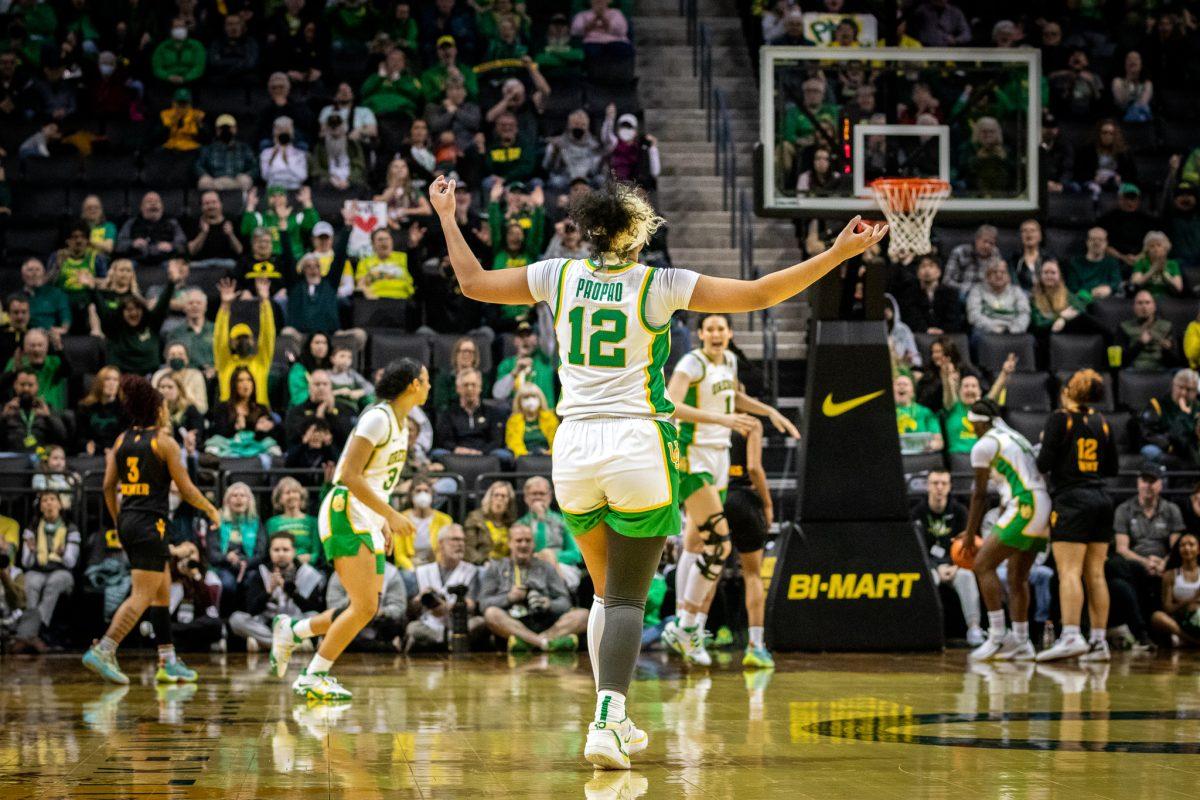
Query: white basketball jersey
xmin=673 ymin=348 xmax=737 ymax=449
xmin=969 ymin=421 xmax=1047 ymax=505
xmin=526 ymin=258 xmax=700 ymax=419
xmin=333 ymin=402 xmax=409 ymax=504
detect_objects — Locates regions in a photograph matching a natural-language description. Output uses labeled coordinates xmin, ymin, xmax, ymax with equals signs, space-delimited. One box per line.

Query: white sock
xmin=587 ymin=595 xmax=605 ymax=690
xmin=1089 ymin=628 xmax=1106 ymax=644
xmin=694 ymin=612 xmax=708 ymax=632
xmin=157 ymin=644 xmax=176 ymax=666
xmin=292 ymin=618 xmax=314 ymax=640
xmin=675 ymin=551 xmax=700 ymax=604
xmin=97 ymin=636 xmax=118 ymax=655
xmin=679 ymin=610 xmax=696 ymax=629
xmin=306 ymin=653 xmax=334 ymax=675
xmin=987 ymin=610 xmax=1006 ymax=641
xmin=748 ymin=626 xmax=764 ymax=649
xmin=1012 ymin=621 xmax=1029 ymax=643
xmin=594 ymin=690 xmax=626 ymax=726
xmin=683 ymin=559 xmax=719 ymax=609
xmin=1062 ymin=624 xmax=1081 ymax=639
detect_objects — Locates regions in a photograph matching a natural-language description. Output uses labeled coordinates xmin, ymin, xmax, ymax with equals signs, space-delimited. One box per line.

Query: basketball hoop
xmin=869 ymin=178 xmax=951 ymax=261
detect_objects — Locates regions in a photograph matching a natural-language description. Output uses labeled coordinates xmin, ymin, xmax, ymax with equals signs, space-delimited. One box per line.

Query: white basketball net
xmin=870 ymin=179 xmax=951 ymax=261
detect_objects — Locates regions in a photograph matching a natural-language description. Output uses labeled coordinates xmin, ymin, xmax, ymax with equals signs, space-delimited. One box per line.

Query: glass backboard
xmin=760 ymin=47 xmax=1041 ymax=216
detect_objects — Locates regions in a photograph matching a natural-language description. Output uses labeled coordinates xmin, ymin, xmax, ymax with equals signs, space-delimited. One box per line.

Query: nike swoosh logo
xmin=822 ymin=390 xmax=885 ymax=417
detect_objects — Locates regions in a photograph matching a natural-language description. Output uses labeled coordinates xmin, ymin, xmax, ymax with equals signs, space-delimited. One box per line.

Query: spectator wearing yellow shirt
xmin=158 ymin=88 xmax=205 ymax=151
xmin=353 ymin=226 xmax=422 ymax=300
xmin=505 ymin=384 xmax=558 ymax=457
xmin=214 ymin=276 xmax=275 ymax=408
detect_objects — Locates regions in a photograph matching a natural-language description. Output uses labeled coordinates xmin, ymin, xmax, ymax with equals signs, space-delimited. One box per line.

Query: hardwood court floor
xmin=2 ymin=649 xmax=1199 ymax=799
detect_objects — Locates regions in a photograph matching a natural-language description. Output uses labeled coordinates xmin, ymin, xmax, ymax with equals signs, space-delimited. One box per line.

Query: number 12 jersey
xmin=526 ymin=258 xmax=700 ymax=420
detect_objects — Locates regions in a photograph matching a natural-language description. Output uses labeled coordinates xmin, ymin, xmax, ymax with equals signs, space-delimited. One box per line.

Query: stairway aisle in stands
xmin=632 ymin=0 xmax=807 ymax=360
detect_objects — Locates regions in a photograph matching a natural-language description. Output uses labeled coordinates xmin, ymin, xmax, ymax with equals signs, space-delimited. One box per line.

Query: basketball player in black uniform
xmin=1035 ymin=369 xmax=1119 ymax=662
xmin=723 ymin=417 xmax=775 ymax=668
xmin=83 ymin=375 xmax=220 ymax=685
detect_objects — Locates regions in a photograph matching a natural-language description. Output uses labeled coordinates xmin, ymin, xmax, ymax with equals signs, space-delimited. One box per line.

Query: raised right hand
xmin=429 ymin=175 xmax=456 ymax=217
xmin=830 ymin=216 xmax=889 ymax=261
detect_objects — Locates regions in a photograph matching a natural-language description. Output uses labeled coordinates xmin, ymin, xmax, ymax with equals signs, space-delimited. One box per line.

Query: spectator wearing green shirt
xmin=487 ymin=179 xmax=545 ymax=250
xmin=90 ymin=263 xmax=180 ymax=376
xmin=151 ymin=18 xmax=207 ymax=87
xmin=1064 ymin=227 xmax=1122 ymax=299
xmin=360 ymin=48 xmax=424 ymax=119
xmin=389 ymin=1 xmax=420 ymax=54
xmin=17 ymin=258 xmax=70 ymax=337
xmin=941 ymin=356 xmax=1013 ymax=455
xmin=267 ymin=478 xmax=322 ymax=565
xmin=326 ymin=0 xmax=381 ymax=58
xmin=491 ymin=223 xmax=538 ymax=323
xmin=482 ymin=112 xmax=537 ymax=184
xmin=1131 ymin=231 xmax=1184 ymax=298
xmin=1030 ymin=259 xmax=1100 ymax=337
xmin=493 ymin=322 xmax=557 ymax=407
xmin=240 ymin=185 xmax=319 ymax=260
xmin=781 ymin=78 xmax=840 ymax=149
xmin=515 ymin=476 xmax=583 ymax=590
xmin=80 ymin=194 xmax=116 ymax=256
xmin=894 ymin=373 xmax=943 ymax=453
xmin=2 ymin=329 xmax=69 ymax=412
xmin=535 ymin=14 xmax=586 ymax=81
xmin=421 ymin=36 xmax=479 ymax=103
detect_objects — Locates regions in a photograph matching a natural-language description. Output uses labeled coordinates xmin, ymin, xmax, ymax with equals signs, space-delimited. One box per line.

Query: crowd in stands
xmin=0 ymin=0 xmax=687 ymax=656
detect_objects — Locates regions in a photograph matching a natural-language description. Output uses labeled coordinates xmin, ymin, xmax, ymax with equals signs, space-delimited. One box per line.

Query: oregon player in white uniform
xmin=664 ymin=313 xmax=798 ymax=668
xmin=268 ymin=360 xmax=429 ymax=702
xmin=429 ymin=175 xmax=887 ymax=770
xmin=957 ymin=398 xmax=1051 ymax=662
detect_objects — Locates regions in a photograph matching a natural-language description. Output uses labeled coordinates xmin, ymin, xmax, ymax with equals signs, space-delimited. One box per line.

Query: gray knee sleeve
xmin=597 ymin=532 xmax=667 ymax=695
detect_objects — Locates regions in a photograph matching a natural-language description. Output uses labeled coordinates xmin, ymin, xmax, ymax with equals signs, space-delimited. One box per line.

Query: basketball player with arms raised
xmin=430 ymin=174 xmax=886 ymax=770
xmin=83 ymin=375 xmax=221 ymax=685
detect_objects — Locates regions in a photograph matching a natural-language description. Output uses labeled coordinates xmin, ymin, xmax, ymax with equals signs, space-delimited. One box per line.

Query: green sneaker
xmin=507 ymin=635 xmax=533 ymax=653
xmin=713 ymin=626 xmax=735 ymax=649
xmin=82 ymin=646 xmax=129 ymax=685
xmin=547 ymin=634 xmax=579 ymax=652
xmin=155 ymin=659 xmax=198 ymax=683
xmin=742 ymin=646 xmax=775 ymax=669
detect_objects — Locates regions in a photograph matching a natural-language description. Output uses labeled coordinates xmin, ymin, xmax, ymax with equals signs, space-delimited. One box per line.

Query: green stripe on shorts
xmin=679 ymin=470 xmax=714 ymax=501
xmin=322 ymin=487 xmax=386 ymax=574
xmin=993 ymin=496 xmax=1047 ymax=553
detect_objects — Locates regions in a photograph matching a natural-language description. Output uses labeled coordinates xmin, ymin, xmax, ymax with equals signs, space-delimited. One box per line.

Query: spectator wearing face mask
xmin=214 ymin=277 xmax=276 ymax=408
xmin=151 ymin=17 xmax=207 ymax=89
xmin=505 ymin=384 xmax=557 ymax=458
xmin=402 ymin=478 xmax=455 ymax=568
xmin=260 ymin=117 xmax=308 ymax=191
xmin=196 ymin=114 xmax=259 ymax=191
xmin=543 ymin=108 xmax=609 ymax=192
xmin=602 ymin=108 xmax=659 ymax=191
xmin=312 ymin=112 xmax=368 ymax=192
xmin=152 ymin=342 xmax=209 ymax=415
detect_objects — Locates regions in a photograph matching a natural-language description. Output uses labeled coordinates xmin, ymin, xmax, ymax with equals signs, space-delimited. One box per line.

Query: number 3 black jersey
xmin=114 ymin=426 xmax=171 ymax=519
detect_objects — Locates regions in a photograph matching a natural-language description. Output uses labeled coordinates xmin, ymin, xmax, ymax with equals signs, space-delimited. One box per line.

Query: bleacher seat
xmin=437 ymin=455 xmax=502 ymax=493
xmin=311 ymin=186 xmax=357 ymax=220
xmin=1117 ymin=370 xmax=1173 ymax=412
xmin=1048 ymin=334 xmax=1106 ymax=373
xmin=142 ymin=150 xmax=197 ymax=189
xmin=1090 ymin=296 xmax=1128 ymax=336
xmin=5 ymin=224 xmax=60 ymax=258
xmin=515 ymin=454 xmax=553 ymax=477
xmin=976 ymin=333 xmax=1036 ymax=375
xmin=998 ymin=372 xmax=1051 ymax=411
xmin=1004 ymin=409 xmax=1049 ymax=443
xmin=1154 ymin=295 xmax=1198 ymax=335
xmin=352 ymin=298 xmax=413 ymax=329
xmin=1046 ymin=193 xmax=1095 ymax=227
xmin=1044 ymin=227 xmax=1085 ymax=261
xmin=222 ymin=457 xmax=271 ymax=488
xmin=902 ymin=451 xmax=946 ymax=477
xmin=368 ymin=331 xmax=430 ymax=372
xmin=11 ymin=186 xmax=69 ymax=224
xmin=1056 ymin=370 xmax=1114 ymax=411
xmin=20 ymin=156 xmax=82 ymax=186
xmin=155 ymin=186 xmax=189 ymax=218
xmin=61 ymin=336 xmax=107 ymax=381
xmin=83 ymin=153 xmax=139 ymax=188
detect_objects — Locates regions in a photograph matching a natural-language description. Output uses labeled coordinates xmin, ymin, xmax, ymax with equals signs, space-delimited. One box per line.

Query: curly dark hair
xmin=568 ymin=178 xmax=662 ymax=259
xmin=120 ymin=374 xmax=164 ymax=427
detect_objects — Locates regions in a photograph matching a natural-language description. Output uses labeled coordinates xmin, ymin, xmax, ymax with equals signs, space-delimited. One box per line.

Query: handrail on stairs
xmin=739 ymin=189 xmax=779 ymax=403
